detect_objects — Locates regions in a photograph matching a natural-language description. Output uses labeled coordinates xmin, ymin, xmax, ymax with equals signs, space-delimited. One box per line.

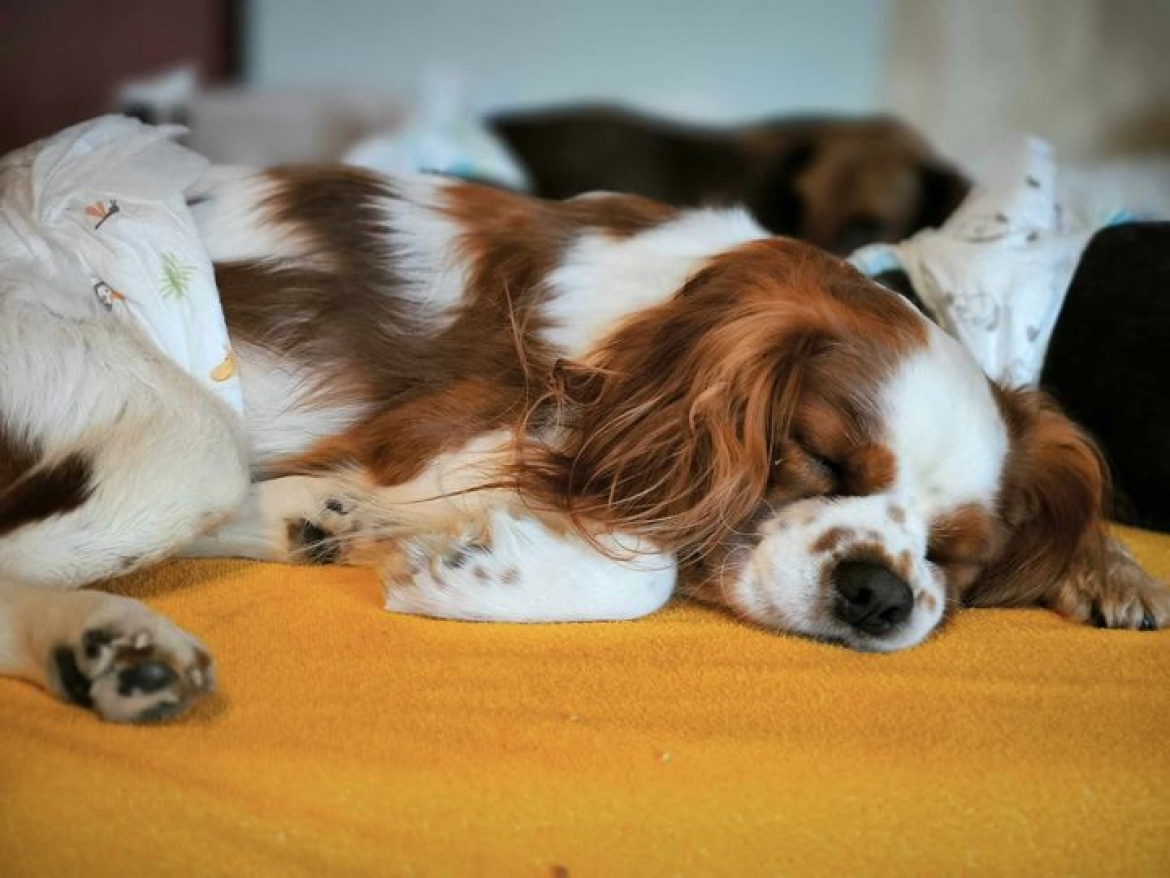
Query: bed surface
xmin=2 ymin=527 xmax=1168 ymax=875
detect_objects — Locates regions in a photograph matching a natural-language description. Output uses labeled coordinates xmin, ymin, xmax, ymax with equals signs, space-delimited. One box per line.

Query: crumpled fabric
xmin=0 ymin=115 xmax=242 ymax=413
xmin=852 ymin=137 xmax=1103 ymax=387
xmin=343 ymin=73 xmax=529 ymax=190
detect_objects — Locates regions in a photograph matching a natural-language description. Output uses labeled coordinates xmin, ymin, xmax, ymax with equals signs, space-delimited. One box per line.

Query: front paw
xmin=1050 ymin=539 xmax=1170 ymax=631
xmin=49 ymin=596 xmax=215 ymax=723
xmin=286 ymin=494 xmax=368 ymax=565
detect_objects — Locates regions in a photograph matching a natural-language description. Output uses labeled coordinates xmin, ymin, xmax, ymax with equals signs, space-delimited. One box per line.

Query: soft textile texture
xmin=2 ymin=527 xmax=1168 ymax=876
xmin=852 ymin=137 xmax=1105 ymax=386
xmin=0 ymin=116 xmax=241 ymax=412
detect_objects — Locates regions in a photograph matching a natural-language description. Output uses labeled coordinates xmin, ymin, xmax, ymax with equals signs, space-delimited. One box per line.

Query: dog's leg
xmin=190 ymin=477 xmax=677 ymax=622
xmin=0 ymin=583 xmax=215 ymax=722
xmin=1046 ymin=533 xmax=1170 ymax=630
xmin=183 ymin=474 xmax=360 ymax=563
xmin=0 ymin=301 xmax=249 ymax=720
xmin=379 ymin=508 xmax=678 ymax=623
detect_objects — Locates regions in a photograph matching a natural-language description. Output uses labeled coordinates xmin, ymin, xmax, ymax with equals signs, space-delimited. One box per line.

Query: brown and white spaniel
xmin=1 ymin=166 xmax=1165 ymax=723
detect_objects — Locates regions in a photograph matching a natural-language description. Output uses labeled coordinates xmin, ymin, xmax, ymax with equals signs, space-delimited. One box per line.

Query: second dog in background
xmin=491 ymin=105 xmax=969 ymax=254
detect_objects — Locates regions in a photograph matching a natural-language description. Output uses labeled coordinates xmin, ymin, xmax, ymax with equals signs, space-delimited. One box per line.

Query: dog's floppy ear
xmin=971 ymin=387 xmax=1107 ymax=608
xmin=971 ymin=386 xmax=1170 ymax=626
xmin=528 ymin=260 xmax=831 ymax=556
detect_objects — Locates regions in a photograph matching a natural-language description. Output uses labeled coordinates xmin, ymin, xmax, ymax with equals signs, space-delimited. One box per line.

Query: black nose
xmin=832 ymin=560 xmax=914 ymax=635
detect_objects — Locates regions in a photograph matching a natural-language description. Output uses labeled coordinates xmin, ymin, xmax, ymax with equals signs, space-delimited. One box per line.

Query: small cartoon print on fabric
xmin=85 ymin=199 xmax=120 ymax=230
xmin=92 ymin=279 xmax=125 ymax=311
xmin=159 ymin=251 xmax=195 ymax=300
xmin=210 ymin=346 xmax=236 ymax=382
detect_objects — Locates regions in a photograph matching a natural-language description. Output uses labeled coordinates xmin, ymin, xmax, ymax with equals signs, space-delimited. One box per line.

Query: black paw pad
xmin=52 ymin=646 xmax=93 ymax=707
xmin=1140 ymin=613 xmax=1157 ymax=631
xmin=117 ymin=660 xmax=178 ymax=696
xmin=292 ymin=519 xmax=341 ymax=565
xmin=82 ymin=628 xmax=114 ymax=659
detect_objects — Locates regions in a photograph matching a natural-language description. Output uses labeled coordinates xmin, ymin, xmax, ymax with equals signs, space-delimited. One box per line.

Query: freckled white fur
xmin=732 ymin=495 xmax=945 ymax=652
xmin=385 ymin=508 xmax=677 ymax=623
xmin=706 ymin=314 xmax=1003 ymax=652
xmin=191 ymin=431 xmax=676 ymax=623
xmin=543 ymin=207 xmax=766 ymax=358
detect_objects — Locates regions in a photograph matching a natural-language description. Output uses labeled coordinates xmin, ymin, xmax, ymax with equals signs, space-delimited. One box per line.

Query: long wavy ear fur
xmin=970 ymin=387 xmax=1109 ymax=607
xmin=523 ymin=279 xmax=832 ymax=557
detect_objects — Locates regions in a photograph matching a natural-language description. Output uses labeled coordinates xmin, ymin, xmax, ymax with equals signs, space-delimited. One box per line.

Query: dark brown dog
xmin=491 ymin=105 xmax=969 ymax=254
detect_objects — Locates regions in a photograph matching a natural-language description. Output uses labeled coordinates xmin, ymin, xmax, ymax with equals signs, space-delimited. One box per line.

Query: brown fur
xmin=973 ymin=387 xmax=1168 ymax=625
xmin=522 ymin=239 xmax=926 ymax=558
xmin=0 ymin=430 xmax=92 ymax=538
xmin=973 ymin=387 xmax=1109 ymax=607
xmin=211 ymin=170 xmax=1164 ymax=632
xmin=217 ymin=170 xmax=676 ymax=484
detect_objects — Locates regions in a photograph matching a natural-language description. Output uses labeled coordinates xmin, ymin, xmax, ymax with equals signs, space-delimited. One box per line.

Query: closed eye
xmin=808 ymin=451 xmax=842 ymax=483
xmin=803 ymin=448 xmax=847 ymax=493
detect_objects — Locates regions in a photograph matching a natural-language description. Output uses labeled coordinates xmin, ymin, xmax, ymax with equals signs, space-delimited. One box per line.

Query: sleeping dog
xmin=491 ymin=105 xmax=970 ymax=254
xmin=1 ymin=159 xmax=1166 ymax=723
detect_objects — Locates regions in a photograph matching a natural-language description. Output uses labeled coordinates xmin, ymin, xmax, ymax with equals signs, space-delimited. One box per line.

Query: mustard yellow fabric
xmin=2 ymin=527 xmax=1169 ymax=876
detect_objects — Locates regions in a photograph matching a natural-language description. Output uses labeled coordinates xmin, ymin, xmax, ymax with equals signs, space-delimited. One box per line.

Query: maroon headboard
xmin=0 ymin=0 xmax=240 ymax=153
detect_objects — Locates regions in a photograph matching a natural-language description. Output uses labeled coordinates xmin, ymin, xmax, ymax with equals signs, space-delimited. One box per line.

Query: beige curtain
xmin=885 ymin=0 xmax=1170 ymax=174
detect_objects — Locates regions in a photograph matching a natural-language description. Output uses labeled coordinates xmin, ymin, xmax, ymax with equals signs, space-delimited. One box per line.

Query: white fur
xmin=377 ymin=175 xmax=471 ymax=331
xmin=0 ymin=295 xmax=249 ymax=587
xmin=385 ymin=508 xmax=676 ymax=623
xmin=189 ymin=431 xmax=677 ymax=624
xmin=188 ymin=167 xmax=331 ymax=268
xmin=543 ymin=207 xmax=766 ymax=358
xmin=235 ymin=343 xmax=367 ymax=467
xmin=881 ymin=324 xmax=1009 ymax=516
xmin=731 ymin=495 xmax=945 ymax=652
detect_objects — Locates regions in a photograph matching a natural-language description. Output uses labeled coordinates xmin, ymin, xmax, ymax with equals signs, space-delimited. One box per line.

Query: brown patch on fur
xmin=927 ymin=503 xmax=996 ymax=601
xmin=888 ymin=503 xmax=906 ymax=524
xmin=812 ymin=526 xmax=854 ymax=554
xmin=841 ymin=443 xmax=897 ymax=496
xmin=0 ymin=430 xmax=93 ymax=537
xmin=894 ymin=550 xmax=914 ymax=581
xmin=929 ymin=504 xmax=994 ymax=566
xmin=217 ymin=170 xmax=679 ymax=485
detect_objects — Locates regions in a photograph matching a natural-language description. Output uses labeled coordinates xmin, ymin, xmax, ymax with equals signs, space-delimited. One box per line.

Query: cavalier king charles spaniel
xmin=1 ymin=166 xmax=1165 ymax=722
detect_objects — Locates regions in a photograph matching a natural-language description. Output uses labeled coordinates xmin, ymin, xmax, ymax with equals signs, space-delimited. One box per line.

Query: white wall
xmin=247 ymin=0 xmax=891 ymax=122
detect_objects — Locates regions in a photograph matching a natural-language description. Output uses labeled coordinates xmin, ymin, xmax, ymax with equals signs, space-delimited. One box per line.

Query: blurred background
xmin=3 ymin=0 xmax=1167 ymax=173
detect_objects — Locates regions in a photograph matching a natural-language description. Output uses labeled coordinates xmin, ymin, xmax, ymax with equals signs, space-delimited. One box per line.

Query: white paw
xmin=48 ymin=596 xmax=215 ymax=723
xmin=382 ymin=512 xmax=677 ymax=622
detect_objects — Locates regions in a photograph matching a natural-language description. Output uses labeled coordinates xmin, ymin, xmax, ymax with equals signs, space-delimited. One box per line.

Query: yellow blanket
xmin=2 ymin=527 xmax=1169 ymax=876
